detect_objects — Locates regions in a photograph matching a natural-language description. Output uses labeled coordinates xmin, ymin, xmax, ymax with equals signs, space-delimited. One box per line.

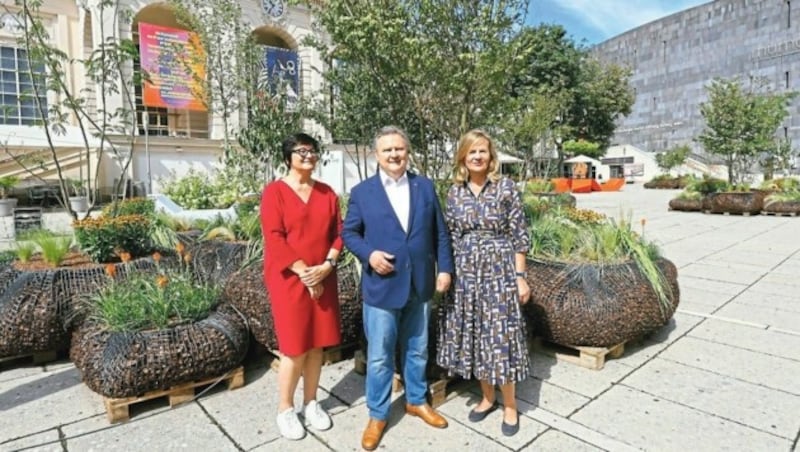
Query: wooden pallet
xmin=761 ymin=210 xmax=798 ymax=217
xmin=269 ymin=342 xmax=359 ymax=371
xmin=0 ymin=350 xmax=59 ymax=367
xmin=703 ymin=210 xmax=754 ymax=216
xmin=532 ymin=337 xmax=625 ymax=370
xmin=103 ymin=366 xmax=245 ymax=423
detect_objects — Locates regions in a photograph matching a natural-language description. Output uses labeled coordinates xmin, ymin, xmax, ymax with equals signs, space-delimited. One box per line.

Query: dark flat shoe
xmin=468 ymin=402 xmax=498 ymax=422
xmin=501 ymin=413 xmax=520 ymax=436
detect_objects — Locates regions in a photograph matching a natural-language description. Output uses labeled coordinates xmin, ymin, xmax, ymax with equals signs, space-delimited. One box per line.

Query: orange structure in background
xmin=550 ymin=177 xmax=625 ymax=193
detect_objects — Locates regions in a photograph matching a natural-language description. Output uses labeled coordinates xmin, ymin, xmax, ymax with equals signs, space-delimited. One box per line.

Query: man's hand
xmin=435 ymin=272 xmax=451 ymax=293
xmin=301 ymin=263 xmax=332 ymax=287
xmin=368 ymin=251 xmax=395 ymax=275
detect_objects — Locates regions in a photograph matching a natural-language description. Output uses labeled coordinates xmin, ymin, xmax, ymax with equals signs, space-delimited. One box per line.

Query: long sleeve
xmin=330 ymin=193 xmax=343 ymax=251
xmin=433 ymin=182 xmax=454 ymax=274
xmin=260 ymin=183 xmax=301 ymax=270
xmin=444 ymin=184 xmax=460 ymax=250
xmin=341 ymin=187 xmax=374 ymax=265
xmin=505 ymin=179 xmax=531 ymax=254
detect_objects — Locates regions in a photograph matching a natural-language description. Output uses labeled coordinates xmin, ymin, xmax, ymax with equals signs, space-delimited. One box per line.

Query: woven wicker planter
xmin=704 ymin=192 xmax=763 ymax=214
xmin=70 ymin=304 xmax=248 ymax=398
xmin=187 ymin=240 xmax=248 ymax=286
xmin=668 ymin=198 xmax=703 ymax=211
xmin=221 ymin=260 xmax=363 ymax=349
xmin=0 ymin=258 xmax=157 ymax=359
xmin=522 ymin=257 xmax=680 ymax=347
xmin=762 ymin=200 xmax=800 ymax=214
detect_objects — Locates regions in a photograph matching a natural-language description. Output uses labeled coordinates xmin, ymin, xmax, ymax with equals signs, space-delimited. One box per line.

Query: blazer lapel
xmin=371 ymin=175 xmax=407 ymax=234
xmin=407 ymin=173 xmax=419 ymax=236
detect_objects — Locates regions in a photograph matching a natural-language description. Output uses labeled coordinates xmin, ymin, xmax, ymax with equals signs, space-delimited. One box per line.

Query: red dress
xmin=260 ymin=180 xmax=343 ymax=356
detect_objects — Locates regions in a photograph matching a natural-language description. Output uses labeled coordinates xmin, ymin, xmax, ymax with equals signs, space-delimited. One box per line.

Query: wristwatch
xmin=515 ymin=271 xmax=526 ymax=278
xmin=326 ymin=257 xmax=337 ymax=268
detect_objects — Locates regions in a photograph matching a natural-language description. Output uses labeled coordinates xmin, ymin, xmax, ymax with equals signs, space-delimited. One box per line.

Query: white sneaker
xmin=303 ymin=400 xmax=332 ymax=431
xmin=276 ymin=407 xmax=305 ymax=440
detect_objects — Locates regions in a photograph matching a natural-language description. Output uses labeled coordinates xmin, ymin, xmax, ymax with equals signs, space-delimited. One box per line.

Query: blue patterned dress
xmin=436 ymin=177 xmax=530 ymax=385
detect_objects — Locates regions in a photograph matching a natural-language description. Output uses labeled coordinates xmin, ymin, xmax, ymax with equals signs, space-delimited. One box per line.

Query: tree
xmin=2 ymin=0 xmax=140 ymax=219
xmin=655 ymin=144 xmax=691 ymax=175
xmin=698 ymin=77 xmax=795 ymax=184
xmin=305 ymin=0 xmax=528 ymax=177
xmin=562 ymin=139 xmax=602 ymax=159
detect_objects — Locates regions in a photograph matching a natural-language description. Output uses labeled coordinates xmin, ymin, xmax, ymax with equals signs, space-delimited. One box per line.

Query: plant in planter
xmin=70 ymin=248 xmax=248 ymax=398
xmin=523 ymin=206 xmax=680 ymax=347
xmin=67 ymin=178 xmax=89 ymax=213
xmin=668 ymin=188 xmax=704 ymax=212
xmin=0 ymin=175 xmax=20 ymax=216
xmin=763 ymin=190 xmax=800 ymax=215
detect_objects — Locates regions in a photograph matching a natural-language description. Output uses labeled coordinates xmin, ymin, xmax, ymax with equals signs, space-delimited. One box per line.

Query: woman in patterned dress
xmin=436 ymin=129 xmax=531 ymax=436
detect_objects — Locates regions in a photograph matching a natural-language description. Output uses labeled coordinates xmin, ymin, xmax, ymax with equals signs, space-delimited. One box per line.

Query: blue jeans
xmin=363 ymin=295 xmax=430 ymax=421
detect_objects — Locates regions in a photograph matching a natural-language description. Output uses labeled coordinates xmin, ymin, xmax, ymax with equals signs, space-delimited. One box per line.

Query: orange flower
xmin=104 ymin=264 xmax=116 ymax=277
xmin=176 ymin=242 xmax=185 ymax=255
xmin=156 ymin=275 xmax=169 ymax=288
xmin=119 ymin=251 xmax=131 ymax=263
xmin=152 ymin=252 xmax=162 ymax=262
xmin=183 ymin=252 xmax=192 ymax=264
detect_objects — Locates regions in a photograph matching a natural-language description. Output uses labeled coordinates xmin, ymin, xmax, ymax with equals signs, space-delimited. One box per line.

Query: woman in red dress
xmin=260 ymin=133 xmax=343 ymax=440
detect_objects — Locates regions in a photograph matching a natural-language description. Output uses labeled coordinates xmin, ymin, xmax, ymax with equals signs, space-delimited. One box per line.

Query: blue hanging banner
xmin=263 ymin=46 xmax=299 ymax=99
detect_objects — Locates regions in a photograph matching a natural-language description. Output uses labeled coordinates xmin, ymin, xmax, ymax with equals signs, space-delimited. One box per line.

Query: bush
xmin=102 ymin=197 xmax=155 ymax=218
xmin=73 ymin=214 xmax=153 ymax=263
xmin=760 ymin=177 xmax=800 ymax=192
xmin=234 ymin=194 xmax=260 ymax=219
xmin=86 ymin=250 xmax=220 ymax=332
xmin=524 ymin=179 xmax=554 ymax=193
xmin=690 ymin=175 xmax=730 ymax=195
xmin=161 ymin=169 xmax=240 ymax=209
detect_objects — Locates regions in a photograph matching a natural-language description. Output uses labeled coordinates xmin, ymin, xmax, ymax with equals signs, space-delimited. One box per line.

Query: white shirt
xmin=379 ymin=169 xmax=410 ymax=233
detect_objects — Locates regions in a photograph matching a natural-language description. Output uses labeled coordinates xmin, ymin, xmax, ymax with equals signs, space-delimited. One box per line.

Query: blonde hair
xmin=453 ymin=129 xmax=501 ymax=184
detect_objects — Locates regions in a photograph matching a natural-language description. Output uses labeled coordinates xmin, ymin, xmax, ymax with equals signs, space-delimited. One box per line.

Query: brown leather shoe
xmin=405 ymin=403 xmax=448 ymax=428
xmin=361 ymin=418 xmax=387 ymax=451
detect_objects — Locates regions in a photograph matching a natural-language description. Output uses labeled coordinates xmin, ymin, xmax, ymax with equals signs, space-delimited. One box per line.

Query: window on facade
xmin=0 ymin=46 xmax=47 ymax=126
xmin=786 ymin=71 xmax=790 ymax=89
xmin=788 ymin=1 xmax=792 ymax=28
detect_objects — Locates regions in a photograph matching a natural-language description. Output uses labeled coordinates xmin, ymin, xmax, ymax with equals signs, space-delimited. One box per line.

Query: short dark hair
xmin=282 ymin=133 xmax=319 ymax=166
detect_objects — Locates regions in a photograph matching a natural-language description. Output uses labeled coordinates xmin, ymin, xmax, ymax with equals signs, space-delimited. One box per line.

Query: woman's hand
xmin=308 ymin=283 xmax=324 ymax=300
xmin=517 ymin=276 xmax=530 ymax=305
xmin=300 ymin=263 xmax=333 ymax=287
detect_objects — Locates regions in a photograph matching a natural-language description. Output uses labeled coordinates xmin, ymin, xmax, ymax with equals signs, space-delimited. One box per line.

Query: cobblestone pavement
xmin=1 ymin=183 xmax=799 ymax=451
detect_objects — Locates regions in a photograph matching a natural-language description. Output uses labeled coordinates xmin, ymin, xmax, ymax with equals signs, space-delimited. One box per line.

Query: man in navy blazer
xmin=342 ymin=126 xmax=454 ymax=451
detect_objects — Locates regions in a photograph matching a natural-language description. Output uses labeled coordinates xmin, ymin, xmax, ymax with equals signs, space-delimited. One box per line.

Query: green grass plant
xmin=15 ymin=240 xmax=36 ymax=263
xmin=31 ymin=231 xmax=72 ymax=266
xmin=87 ymin=252 xmax=220 ymax=332
xmin=764 ymin=190 xmax=800 ymax=206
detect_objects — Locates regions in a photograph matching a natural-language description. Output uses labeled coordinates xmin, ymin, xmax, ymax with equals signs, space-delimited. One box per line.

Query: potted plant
xmin=522 ymin=206 xmax=680 ymax=347
xmin=0 ymin=175 xmax=20 ymax=216
xmin=68 ymin=178 xmax=89 ymax=212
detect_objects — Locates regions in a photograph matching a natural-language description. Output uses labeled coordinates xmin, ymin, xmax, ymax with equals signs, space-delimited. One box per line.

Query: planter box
xmin=522 ymin=257 xmax=680 ymax=347
xmin=668 ymin=198 xmax=703 ymax=212
xmin=704 ymin=192 xmax=763 ymax=215
xmin=762 ymin=200 xmax=800 ymax=215
xmin=0 ymin=258 xmax=158 ymax=359
xmin=70 ymin=304 xmax=248 ymax=398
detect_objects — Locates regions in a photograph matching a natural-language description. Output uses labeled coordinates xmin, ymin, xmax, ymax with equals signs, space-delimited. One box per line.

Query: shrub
xmin=73 ymin=214 xmax=152 ymax=263
xmin=234 ymin=194 xmax=260 ymax=219
xmin=15 ymin=241 xmax=36 ymax=263
xmin=161 ymin=169 xmax=240 ymax=209
xmin=86 ymin=250 xmax=220 ymax=332
xmin=524 ymin=179 xmax=554 ymax=193
xmin=760 ymin=177 xmax=800 ymax=192
xmin=690 ymin=175 xmax=730 ymax=195
xmin=102 ymin=197 xmax=155 ymax=218
xmin=676 ymin=190 xmax=702 ymax=201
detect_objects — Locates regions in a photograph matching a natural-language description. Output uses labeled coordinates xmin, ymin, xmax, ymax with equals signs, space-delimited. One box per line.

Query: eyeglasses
xmin=292 ymin=148 xmax=318 ymax=158
xmin=380 ymin=146 xmax=406 ymax=154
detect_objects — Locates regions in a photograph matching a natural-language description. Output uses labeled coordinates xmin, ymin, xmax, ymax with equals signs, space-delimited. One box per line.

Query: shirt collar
xmin=379 ymin=169 xmax=409 ymax=186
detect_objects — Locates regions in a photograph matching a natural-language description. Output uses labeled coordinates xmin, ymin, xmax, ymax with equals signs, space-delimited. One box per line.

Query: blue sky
xmin=526 ymin=0 xmax=710 ymax=44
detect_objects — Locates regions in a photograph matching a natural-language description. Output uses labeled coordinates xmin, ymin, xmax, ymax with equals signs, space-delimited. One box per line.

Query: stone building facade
xmin=594 ymin=0 xmax=800 ymax=159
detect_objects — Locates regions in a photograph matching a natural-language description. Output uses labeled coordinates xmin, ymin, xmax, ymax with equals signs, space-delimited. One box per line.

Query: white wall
xmin=315 ymin=147 xmax=377 ymax=194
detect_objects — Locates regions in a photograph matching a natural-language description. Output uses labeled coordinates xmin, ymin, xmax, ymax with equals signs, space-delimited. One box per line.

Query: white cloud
xmin=555 ymin=0 xmax=708 ymax=38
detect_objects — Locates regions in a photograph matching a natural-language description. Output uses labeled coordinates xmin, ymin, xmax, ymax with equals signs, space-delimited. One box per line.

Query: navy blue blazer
xmin=342 ymin=172 xmax=454 ymax=309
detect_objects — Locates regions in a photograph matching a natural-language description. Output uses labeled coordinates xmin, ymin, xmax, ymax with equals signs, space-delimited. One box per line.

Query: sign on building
xmin=262 ymin=46 xmax=299 ymax=100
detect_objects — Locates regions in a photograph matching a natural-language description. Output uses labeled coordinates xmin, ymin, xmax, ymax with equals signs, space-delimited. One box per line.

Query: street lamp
xmin=142 ymin=111 xmax=152 ymax=194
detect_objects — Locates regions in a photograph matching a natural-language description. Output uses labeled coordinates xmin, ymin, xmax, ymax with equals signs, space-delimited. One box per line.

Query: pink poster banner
xmin=138 ymin=22 xmax=207 ymax=111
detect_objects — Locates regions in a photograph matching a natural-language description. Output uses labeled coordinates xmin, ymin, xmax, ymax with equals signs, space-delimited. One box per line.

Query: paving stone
xmin=249 ymin=435 xmax=333 ymax=451
xmin=678 ymin=275 xmax=748 ymax=295
xmin=0 ymin=363 xmax=44 ymax=384
xmin=0 ymin=429 xmax=62 ymax=452
xmin=528 ymin=429 xmax=604 ymax=451
xmin=747 ymin=280 xmax=800 ymax=297
xmin=677 ymin=285 xmax=735 ymax=313
xmin=714 ymin=302 xmax=800 ymax=336
xmin=529 ymin=353 xmax=633 ymax=399
xmin=311 ymin=399 xmax=501 ymax=451
xmin=316 ymin=358 xmax=367 ymax=410
xmin=680 ymin=262 xmax=766 ymax=285
xmin=659 ymin=337 xmax=800 ymax=395
xmin=570 ymin=385 xmax=792 ymax=451
xmin=613 ymin=313 xmax=703 ymax=369
xmin=689 ymin=320 xmax=800 ymax=361
xmin=622 ymin=358 xmax=800 ymax=438
xmin=730 ymin=290 xmax=800 ymax=313
xmin=0 ymin=366 xmax=103 ymax=441
xmin=703 ymin=250 xmax=790 ymax=268
xmin=63 ymin=405 xmax=237 ymax=452
xmin=514 ymin=377 xmax=591 ymax=417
